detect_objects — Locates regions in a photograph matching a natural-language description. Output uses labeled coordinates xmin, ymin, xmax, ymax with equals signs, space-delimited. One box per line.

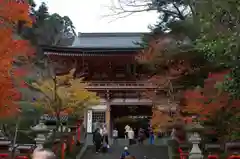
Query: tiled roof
xmin=71 ymin=32 xmax=147 ymax=48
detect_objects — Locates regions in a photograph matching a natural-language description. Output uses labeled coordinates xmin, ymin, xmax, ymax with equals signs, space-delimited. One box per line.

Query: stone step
xmin=114 ymin=138 xmax=170 ymax=146
xmin=86 ymin=134 xmax=170 ymax=146
xmin=81 ymin=145 xmax=169 ymax=159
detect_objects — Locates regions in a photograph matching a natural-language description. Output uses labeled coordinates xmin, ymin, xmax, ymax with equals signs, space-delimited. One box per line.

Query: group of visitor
xmin=92 ymin=123 xmax=109 ymax=153
xmin=124 ymin=124 xmax=155 ymax=145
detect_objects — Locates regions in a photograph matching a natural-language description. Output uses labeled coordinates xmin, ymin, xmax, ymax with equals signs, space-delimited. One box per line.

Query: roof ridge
xmin=78 ymin=32 xmax=149 ymax=37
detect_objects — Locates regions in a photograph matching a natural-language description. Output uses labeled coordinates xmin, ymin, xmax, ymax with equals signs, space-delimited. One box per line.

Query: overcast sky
xmin=36 ymin=0 xmax=158 ymax=33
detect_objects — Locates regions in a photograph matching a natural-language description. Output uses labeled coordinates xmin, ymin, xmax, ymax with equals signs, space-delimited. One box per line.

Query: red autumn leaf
xmin=182 ymin=70 xmax=239 ymax=118
xmin=0 ymin=0 xmax=33 ymax=118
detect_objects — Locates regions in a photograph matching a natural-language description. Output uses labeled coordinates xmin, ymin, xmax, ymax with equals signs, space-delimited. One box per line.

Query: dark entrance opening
xmin=111 ymin=105 xmax=152 ymax=138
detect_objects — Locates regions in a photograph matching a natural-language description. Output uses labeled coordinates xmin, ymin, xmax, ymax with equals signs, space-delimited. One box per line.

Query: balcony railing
xmin=85 ymin=81 xmax=159 ymax=89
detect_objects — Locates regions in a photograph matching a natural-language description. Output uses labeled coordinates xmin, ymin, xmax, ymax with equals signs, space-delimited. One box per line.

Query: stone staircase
xmin=114 ymin=138 xmax=170 ymax=146
xmin=85 ymin=134 xmax=170 ymax=146
xmin=81 ymin=144 xmax=169 ymax=159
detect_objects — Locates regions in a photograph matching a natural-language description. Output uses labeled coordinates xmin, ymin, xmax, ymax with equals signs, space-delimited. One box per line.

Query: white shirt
xmin=113 ymin=130 xmax=118 ymax=137
xmin=103 ymin=127 xmax=108 ymax=136
xmin=127 ymin=130 xmax=134 ymax=139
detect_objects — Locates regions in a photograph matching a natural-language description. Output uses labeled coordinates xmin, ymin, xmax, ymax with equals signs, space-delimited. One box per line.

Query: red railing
xmin=178 ymin=148 xmax=188 ymax=159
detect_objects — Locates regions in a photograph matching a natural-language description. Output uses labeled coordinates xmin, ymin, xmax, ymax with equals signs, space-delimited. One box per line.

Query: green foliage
xmin=151 ymin=0 xmax=190 ymax=31
xmin=20 ymin=2 xmax=76 ymax=61
xmin=146 ymin=0 xmax=240 ymax=98
xmin=22 ymin=2 xmax=76 ymax=46
xmin=203 ymin=107 xmax=239 ymax=141
xmin=195 ymin=0 xmax=240 ymax=98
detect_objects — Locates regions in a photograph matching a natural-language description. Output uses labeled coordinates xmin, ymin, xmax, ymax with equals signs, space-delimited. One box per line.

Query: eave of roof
xmin=41 ymin=45 xmax=142 ymax=53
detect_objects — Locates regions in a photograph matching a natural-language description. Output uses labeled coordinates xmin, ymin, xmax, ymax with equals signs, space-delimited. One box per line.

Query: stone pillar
xmin=189 ymin=132 xmax=203 ymax=159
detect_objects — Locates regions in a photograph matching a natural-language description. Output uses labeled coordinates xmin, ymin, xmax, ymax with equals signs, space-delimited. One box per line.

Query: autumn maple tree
xmin=136 ymin=35 xmax=207 ymax=129
xmin=182 ymin=70 xmax=238 ymax=118
xmin=0 ymin=0 xmax=33 ymax=117
xmin=151 ymin=108 xmax=173 ymax=132
xmin=28 ymin=68 xmax=99 ymax=129
xmin=182 ymin=71 xmax=240 ymax=140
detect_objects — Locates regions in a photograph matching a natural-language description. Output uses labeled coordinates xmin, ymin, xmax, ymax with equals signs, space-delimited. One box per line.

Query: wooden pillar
xmin=108 ymin=62 xmax=112 ymax=79
xmin=132 ymin=63 xmax=136 ymax=78
xmin=105 ymin=90 xmax=111 ymax=136
xmin=106 ymin=103 xmax=111 ymax=134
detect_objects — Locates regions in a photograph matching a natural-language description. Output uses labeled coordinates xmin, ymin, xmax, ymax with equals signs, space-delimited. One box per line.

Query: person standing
xmin=102 ymin=124 xmax=109 ymax=148
xmin=124 ymin=125 xmax=130 ymax=139
xmin=138 ymin=128 xmax=144 ymax=144
xmin=149 ymin=126 xmax=154 ymax=145
xmin=127 ymin=128 xmax=135 ymax=145
xmin=93 ymin=128 xmax=102 ymax=153
xmin=112 ymin=128 xmax=118 ymax=145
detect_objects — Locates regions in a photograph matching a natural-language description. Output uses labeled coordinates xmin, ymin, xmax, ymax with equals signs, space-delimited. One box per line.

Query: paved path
xmin=81 ymin=145 xmax=169 ymax=159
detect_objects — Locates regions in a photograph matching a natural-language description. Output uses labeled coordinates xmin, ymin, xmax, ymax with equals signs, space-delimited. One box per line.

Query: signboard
xmin=87 ymin=110 xmax=92 ymax=133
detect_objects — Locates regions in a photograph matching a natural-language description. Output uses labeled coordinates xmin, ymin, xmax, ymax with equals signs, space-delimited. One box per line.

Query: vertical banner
xmin=87 ymin=110 xmax=92 ymax=133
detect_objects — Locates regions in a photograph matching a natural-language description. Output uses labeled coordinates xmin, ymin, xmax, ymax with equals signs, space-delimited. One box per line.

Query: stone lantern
xmin=185 ymin=119 xmax=204 ymax=159
xmin=58 ymin=126 xmax=71 ymax=133
xmin=31 ymin=119 xmax=49 ymax=149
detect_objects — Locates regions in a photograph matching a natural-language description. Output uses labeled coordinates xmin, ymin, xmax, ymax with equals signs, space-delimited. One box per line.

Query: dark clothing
xmin=138 ymin=129 xmax=145 ymax=144
xmin=113 ymin=137 xmax=118 ymax=145
xmin=120 ymin=150 xmax=130 ymax=159
xmin=129 ymin=139 xmax=135 ymax=145
xmin=138 ymin=138 xmax=143 ymax=144
xmin=124 ymin=132 xmax=128 ymax=138
xmin=93 ymin=131 xmax=102 ymax=143
xmin=95 ymin=142 xmax=101 ymax=152
xmin=93 ymin=131 xmax=102 ymax=152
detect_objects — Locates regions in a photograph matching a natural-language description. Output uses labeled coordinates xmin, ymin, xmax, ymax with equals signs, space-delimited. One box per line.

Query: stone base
xmin=189 ymin=153 xmax=203 ymax=159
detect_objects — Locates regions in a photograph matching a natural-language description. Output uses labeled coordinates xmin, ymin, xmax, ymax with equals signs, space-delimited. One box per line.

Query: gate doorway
xmin=111 ymin=105 xmax=152 ymax=138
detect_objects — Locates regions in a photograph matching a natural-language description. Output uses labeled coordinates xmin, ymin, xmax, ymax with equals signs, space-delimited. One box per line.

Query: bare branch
xmin=103 ymin=0 xmax=190 ymax=23
xmin=172 ymin=3 xmax=185 ymax=20
xmin=103 ymin=0 xmax=154 ymax=21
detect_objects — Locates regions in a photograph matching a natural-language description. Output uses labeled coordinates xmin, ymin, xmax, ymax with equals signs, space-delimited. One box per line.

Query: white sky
xmin=36 ymin=0 xmax=158 ymax=33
